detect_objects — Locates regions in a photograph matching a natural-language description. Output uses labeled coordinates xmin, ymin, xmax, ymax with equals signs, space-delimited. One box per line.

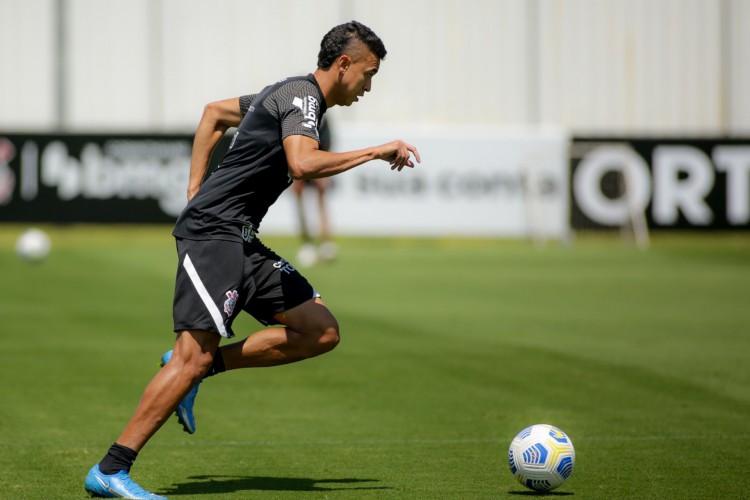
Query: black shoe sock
xmin=99 ymin=443 xmax=138 ymax=474
xmin=204 ymin=348 xmax=226 ymax=378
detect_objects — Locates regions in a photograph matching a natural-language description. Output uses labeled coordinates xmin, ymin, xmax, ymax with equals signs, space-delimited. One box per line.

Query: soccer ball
xmin=15 ymin=228 xmax=51 ymax=262
xmin=508 ymin=424 xmax=575 ymax=491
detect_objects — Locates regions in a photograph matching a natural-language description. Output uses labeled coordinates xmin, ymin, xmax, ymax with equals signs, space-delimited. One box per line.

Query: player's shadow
xmin=162 ymin=475 xmax=391 ymax=495
xmin=508 ymin=491 xmax=574 ymax=496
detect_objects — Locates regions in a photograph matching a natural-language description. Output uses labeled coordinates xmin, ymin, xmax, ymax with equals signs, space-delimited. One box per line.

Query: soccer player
xmin=84 ymin=20 xmax=420 ymax=500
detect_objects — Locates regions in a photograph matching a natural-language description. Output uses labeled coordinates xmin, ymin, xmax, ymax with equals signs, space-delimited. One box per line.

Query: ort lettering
xmin=573 ymin=145 xmax=651 ymax=226
xmin=653 ymin=146 xmax=714 ymax=225
xmin=574 ymin=143 xmax=750 ymax=227
xmin=713 ymin=146 xmax=750 ymax=224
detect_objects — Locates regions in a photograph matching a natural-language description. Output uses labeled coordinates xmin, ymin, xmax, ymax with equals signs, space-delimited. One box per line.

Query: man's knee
xmin=317 ymin=319 xmax=340 ymax=354
xmin=174 ymin=330 xmax=220 ymax=381
xmin=278 ymin=299 xmax=341 ymax=356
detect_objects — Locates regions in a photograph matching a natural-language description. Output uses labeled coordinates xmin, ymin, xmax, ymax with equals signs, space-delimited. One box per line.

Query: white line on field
xmin=147 ymin=434 xmax=750 ymax=448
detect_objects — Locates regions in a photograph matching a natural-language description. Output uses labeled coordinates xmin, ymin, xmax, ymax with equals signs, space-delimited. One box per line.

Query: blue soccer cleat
xmin=160 ymin=350 xmax=200 ymax=434
xmin=84 ymin=464 xmax=167 ymax=499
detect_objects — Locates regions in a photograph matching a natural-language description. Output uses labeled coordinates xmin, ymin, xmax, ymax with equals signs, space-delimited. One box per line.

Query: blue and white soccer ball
xmin=15 ymin=228 xmax=51 ymax=263
xmin=508 ymin=423 xmax=575 ymax=491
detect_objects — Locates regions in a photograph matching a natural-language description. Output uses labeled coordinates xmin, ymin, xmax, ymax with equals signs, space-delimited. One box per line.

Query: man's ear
xmin=338 ymin=54 xmax=352 ymax=76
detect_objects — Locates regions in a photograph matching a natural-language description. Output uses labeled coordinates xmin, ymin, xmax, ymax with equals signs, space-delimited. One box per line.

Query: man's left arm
xmin=188 ymin=97 xmax=245 ymax=200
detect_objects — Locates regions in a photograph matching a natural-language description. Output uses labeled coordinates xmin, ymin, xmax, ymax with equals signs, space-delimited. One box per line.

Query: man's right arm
xmin=187 ymin=97 xmax=244 ymax=201
xmin=284 ymin=135 xmax=420 ymax=181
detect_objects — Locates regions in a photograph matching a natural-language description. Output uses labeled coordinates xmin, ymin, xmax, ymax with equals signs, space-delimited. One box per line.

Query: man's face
xmin=339 ymin=49 xmax=380 ymax=106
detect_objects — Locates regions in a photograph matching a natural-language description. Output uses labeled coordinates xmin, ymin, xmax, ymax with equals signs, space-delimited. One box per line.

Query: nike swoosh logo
xmin=94 ymin=473 xmax=115 ymax=493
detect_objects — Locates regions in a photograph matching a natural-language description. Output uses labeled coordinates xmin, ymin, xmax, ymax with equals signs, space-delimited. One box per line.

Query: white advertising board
xmin=260 ymin=124 xmax=570 ymax=238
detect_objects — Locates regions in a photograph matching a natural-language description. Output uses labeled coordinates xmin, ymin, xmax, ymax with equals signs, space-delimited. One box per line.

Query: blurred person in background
xmin=292 ymin=115 xmax=338 ymax=267
xmin=84 ymin=20 xmax=420 ymax=500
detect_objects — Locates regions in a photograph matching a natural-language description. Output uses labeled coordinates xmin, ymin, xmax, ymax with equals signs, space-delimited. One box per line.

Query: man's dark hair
xmin=317 ymin=21 xmax=387 ymax=69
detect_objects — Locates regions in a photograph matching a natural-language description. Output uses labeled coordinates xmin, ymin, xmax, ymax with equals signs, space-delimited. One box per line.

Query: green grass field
xmin=1 ymin=225 xmax=749 ymax=499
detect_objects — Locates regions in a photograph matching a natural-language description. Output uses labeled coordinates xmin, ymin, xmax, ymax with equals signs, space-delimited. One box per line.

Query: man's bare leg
xmin=221 ymin=297 xmax=339 ymax=369
xmin=116 ymin=330 xmax=220 ymax=452
xmin=107 ymin=296 xmax=337 ymax=459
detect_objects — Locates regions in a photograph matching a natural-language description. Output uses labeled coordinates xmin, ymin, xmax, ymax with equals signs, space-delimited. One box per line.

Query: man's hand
xmin=375 ymin=140 xmax=421 ymax=171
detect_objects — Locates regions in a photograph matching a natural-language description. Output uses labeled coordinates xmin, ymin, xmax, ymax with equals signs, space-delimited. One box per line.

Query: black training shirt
xmin=173 ymin=74 xmax=327 ymax=242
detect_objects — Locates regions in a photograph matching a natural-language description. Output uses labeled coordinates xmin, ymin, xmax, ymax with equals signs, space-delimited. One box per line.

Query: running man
xmin=85 ymin=20 xmax=420 ymax=499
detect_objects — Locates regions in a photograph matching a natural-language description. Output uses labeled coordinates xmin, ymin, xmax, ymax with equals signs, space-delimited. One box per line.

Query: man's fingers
xmin=383 ymin=140 xmax=420 ymax=172
xmin=403 ymin=143 xmax=421 ymax=164
xmin=411 ymin=147 xmax=421 ymax=164
xmin=391 ymin=159 xmax=415 ymax=172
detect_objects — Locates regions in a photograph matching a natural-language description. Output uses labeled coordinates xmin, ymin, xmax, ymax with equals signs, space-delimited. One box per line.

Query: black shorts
xmin=172 ymin=237 xmax=319 ymax=338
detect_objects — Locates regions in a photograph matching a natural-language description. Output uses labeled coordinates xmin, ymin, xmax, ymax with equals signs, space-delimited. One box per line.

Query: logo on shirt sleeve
xmin=292 ymin=95 xmax=319 ymax=130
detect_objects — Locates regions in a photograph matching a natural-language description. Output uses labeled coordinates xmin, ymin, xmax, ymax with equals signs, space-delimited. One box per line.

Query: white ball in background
xmin=15 ymin=228 xmax=51 ymax=263
xmin=296 ymin=243 xmax=318 ymax=268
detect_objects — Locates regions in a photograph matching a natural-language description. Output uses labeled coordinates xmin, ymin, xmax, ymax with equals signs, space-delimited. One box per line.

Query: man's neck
xmin=313 ymin=68 xmax=337 ymax=109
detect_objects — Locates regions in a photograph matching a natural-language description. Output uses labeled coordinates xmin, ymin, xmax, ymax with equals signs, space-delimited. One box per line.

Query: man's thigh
xmin=273 ymin=297 xmax=338 ymax=334
xmin=242 ymin=240 xmax=320 ymax=326
xmin=173 ymin=238 xmax=249 ymax=339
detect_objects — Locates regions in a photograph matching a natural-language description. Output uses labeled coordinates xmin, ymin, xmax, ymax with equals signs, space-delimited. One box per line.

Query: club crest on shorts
xmin=223 ymin=290 xmax=239 ymax=316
